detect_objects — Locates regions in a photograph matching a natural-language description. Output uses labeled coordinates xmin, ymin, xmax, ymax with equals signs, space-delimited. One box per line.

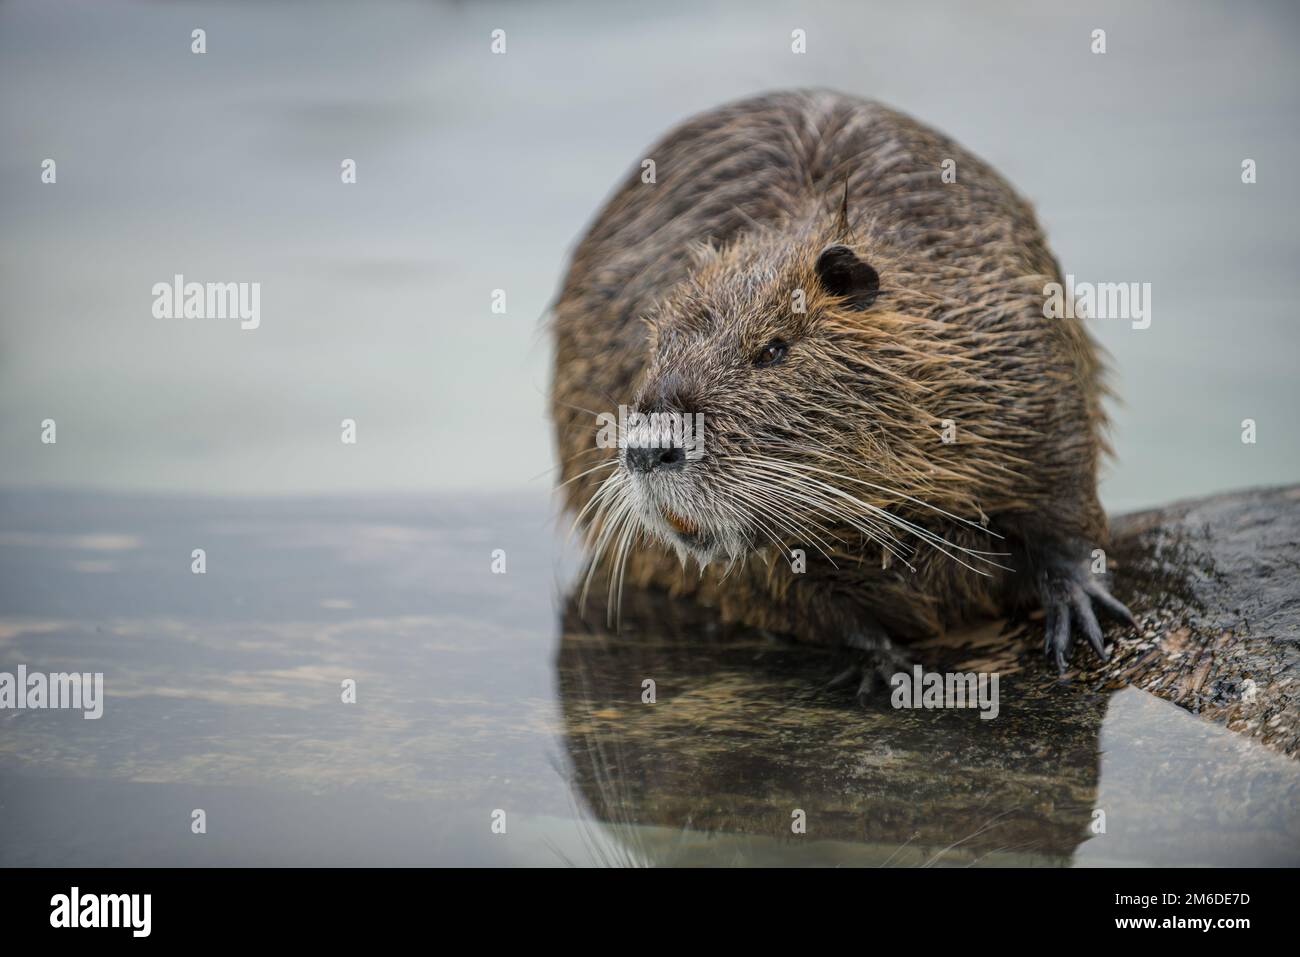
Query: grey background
xmin=2 ymin=0 xmax=1297 ymax=511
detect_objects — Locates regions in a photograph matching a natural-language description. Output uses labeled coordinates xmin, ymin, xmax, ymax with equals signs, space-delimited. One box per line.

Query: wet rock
xmin=1097 ymin=484 xmax=1300 ymax=756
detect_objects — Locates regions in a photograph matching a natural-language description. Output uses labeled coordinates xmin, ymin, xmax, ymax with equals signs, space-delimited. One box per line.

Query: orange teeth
xmin=662 ymin=507 xmax=700 ymax=536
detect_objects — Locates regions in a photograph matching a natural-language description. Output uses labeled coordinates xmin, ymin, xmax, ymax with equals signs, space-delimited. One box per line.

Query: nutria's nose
xmin=625 ymin=444 xmax=686 ymax=474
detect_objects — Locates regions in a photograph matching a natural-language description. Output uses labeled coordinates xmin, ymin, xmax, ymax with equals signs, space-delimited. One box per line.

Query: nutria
xmin=549 ymin=89 xmax=1135 ymax=694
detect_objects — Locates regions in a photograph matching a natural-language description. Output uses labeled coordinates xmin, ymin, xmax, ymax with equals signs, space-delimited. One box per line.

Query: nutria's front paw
xmin=1040 ymin=558 xmax=1136 ymax=674
xmin=825 ymin=627 xmax=913 ymax=707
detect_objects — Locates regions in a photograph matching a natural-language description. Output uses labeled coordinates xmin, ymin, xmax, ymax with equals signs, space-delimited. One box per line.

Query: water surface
xmin=2 ymin=491 xmax=1295 ymax=866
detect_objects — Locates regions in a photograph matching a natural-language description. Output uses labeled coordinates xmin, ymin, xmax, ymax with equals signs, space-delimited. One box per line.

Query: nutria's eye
xmin=753 ymin=339 xmax=788 ymax=368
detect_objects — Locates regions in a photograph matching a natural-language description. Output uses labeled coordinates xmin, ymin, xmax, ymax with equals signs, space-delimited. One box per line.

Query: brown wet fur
xmin=549 ymin=90 xmax=1111 ymax=651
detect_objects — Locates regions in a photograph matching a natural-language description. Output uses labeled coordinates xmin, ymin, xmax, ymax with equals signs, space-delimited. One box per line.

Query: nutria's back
xmin=558 ymin=90 xmax=1062 ymax=330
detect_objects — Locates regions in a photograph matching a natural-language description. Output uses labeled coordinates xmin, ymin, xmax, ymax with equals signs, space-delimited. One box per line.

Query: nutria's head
xmin=609 ymin=222 xmax=950 ymax=569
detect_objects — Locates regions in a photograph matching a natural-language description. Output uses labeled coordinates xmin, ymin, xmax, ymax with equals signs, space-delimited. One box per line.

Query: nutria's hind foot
xmin=825 ymin=625 xmax=913 ymax=707
xmin=1040 ymin=554 xmax=1137 ymax=675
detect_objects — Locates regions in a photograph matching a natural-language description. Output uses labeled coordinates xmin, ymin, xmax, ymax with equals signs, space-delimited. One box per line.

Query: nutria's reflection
xmin=553 ymin=586 xmax=1110 ymax=866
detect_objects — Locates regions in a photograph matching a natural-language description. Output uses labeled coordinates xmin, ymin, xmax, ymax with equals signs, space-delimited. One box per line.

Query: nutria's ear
xmin=815 ymin=244 xmax=879 ymax=310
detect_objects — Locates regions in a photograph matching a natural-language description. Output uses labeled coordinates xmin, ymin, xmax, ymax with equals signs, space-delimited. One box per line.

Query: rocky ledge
xmin=1047 ymin=484 xmax=1296 ymax=755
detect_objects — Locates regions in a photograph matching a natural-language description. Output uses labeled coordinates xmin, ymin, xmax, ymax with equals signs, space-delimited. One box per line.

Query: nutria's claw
xmin=826 ymin=628 xmax=912 ymax=707
xmin=1083 ymin=578 xmax=1139 ymax=629
xmin=1042 ymin=564 xmax=1136 ymax=675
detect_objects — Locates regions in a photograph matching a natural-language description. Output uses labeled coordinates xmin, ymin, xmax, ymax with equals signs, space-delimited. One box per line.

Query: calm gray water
xmin=1 ymin=491 xmax=1297 ymax=866
xmin=1 ymin=1 xmax=1299 ymax=866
